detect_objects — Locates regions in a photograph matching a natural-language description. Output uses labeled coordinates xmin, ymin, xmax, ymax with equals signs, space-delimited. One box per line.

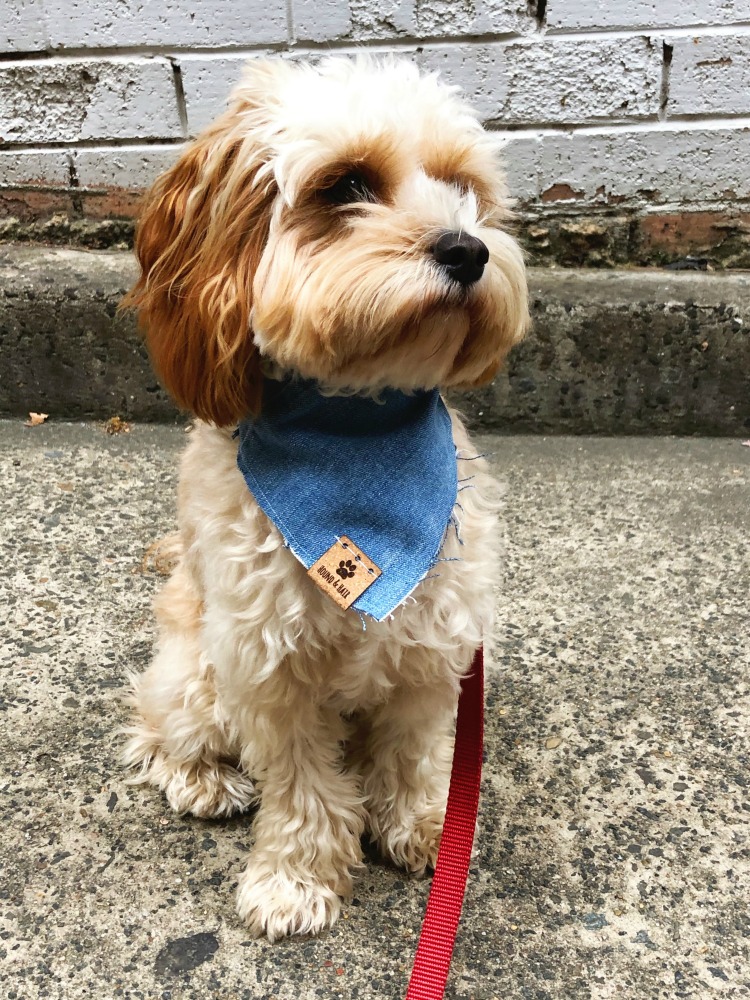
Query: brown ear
xmin=123 ymin=111 xmax=275 ymax=425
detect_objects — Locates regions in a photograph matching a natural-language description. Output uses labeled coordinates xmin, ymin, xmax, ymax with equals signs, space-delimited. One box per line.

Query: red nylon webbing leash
xmin=405 ymin=646 xmax=484 ymax=1000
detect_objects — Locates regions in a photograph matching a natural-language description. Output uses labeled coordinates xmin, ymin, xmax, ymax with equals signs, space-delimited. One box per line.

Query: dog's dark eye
xmin=322 ymin=171 xmax=376 ymax=206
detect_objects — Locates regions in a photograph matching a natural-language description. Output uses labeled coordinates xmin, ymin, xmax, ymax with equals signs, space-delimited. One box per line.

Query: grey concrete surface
xmin=1 ymin=422 xmax=749 ymax=1000
xmin=2 ymin=246 xmax=749 ymax=435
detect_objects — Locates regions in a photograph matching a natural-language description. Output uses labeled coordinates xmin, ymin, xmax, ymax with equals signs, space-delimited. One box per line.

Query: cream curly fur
xmin=122 ymin=55 xmax=528 ymax=941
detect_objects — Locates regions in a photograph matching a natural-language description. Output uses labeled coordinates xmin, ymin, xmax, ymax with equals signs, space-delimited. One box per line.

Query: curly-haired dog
xmin=123 ymin=56 xmax=528 ymax=940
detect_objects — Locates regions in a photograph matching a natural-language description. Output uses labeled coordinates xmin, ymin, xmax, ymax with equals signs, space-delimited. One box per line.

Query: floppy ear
xmin=123 ymin=103 xmax=276 ymax=425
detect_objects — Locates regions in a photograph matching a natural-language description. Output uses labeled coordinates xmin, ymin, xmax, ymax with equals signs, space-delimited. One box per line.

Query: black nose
xmin=431 ymin=231 xmax=489 ymax=287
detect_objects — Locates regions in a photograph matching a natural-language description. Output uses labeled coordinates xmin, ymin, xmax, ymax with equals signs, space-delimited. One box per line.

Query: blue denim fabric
xmin=236 ymin=375 xmax=457 ymax=621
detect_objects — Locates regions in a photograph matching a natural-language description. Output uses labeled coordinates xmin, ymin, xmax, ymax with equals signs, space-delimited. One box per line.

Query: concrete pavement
xmin=1 ymin=423 xmax=749 ymax=999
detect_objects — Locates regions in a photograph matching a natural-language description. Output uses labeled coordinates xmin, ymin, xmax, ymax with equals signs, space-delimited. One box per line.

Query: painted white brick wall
xmin=546 ymin=0 xmax=750 ymax=31
xmin=179 ymin=55 xmax=270 ymax=135
xmin=72 ymin=147 xmax=186 ymax=190
xmin=421 ymin=38 xmax=662 ymax=124
xmin=0 ymin=58 xmax=182 ymax=144
xmin=0 ymin=0 xmax=748 ymax=218
xmin=293 ymin=1 xmax=353 ymax=43
xmin=669 ymin=36 xmax=750 ymax=115
xmin=0 ymin=149 xmax=69 ymax=187
xmin=504 ymin=127 xmax=750 ymax=204
xmin=1 ymin=0 xmax=289 ymax=51
xmin=0 ymin=0 xmax=45 ymax=52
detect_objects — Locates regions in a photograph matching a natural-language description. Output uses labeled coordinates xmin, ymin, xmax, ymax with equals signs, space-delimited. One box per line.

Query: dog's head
xmin=126 ymin=57 xmax=529 ymax=425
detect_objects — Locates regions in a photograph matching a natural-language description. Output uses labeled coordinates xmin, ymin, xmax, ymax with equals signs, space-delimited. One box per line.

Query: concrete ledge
xmin=457 ymin=268 xmax=750 ymax=435
xmin=1 ymin=245 xmax=749 ymax=434
xmin=0 ymin=246 xmax=171 ymax=422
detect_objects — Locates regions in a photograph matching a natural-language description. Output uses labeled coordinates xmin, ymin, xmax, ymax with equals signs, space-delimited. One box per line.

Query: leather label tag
xmin=307 ymin=536 xmax=382 ymax=611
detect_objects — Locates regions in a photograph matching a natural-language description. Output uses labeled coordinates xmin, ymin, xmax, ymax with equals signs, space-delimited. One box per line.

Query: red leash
xmin=405 ymin=647 xmax=484 ymax=999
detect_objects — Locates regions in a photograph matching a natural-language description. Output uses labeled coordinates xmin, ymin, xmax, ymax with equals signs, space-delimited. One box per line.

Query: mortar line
xmin=65 ymin=154 xmax=83 ymax=216
xmin=4 ymin=112 xmax=750 ymax=157
xmin=659 ymin=41 xmax=674 ymax=121
xmin=285 ymin=0 xmax=294 ymax=46
xmin=488 ymin=115 xmax=750 ymax=135
xmin=520 ymin=198 xmax=750 ymax=215
xmin=167 ymin=56 xmax=189 ymax=139
xmin=0 ymin=138 xmax=187 ymax=153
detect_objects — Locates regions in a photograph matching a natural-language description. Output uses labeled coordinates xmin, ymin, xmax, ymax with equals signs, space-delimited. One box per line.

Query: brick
xmin=0 ymin=189 xmax=74 ymax=222
xmin=508 ymin=127 xmax=750 ymax=205
xmin=179 ymin=56 xmax=265 ymax=136
xmin=499 ymin=135 xmax=541 ymax=203
xmin=0 ymin=0 xmax=46 ymax=53
xmin=668 ymin=36 xmax=750 ymax=116
xmin=47 ymin=0 xmax=287 ymax=49
xmin=0 ymin=150 xmax=70 ymax=187
xmin=79 ymin=189 xmax=144 ymax=220
xmin=293 ymin=0 xmax=352 ymax=42
xmin=347 ymin=0 xmax=412 ymax=37
xmin=422 ymin=38 xmax=660 ymax=125
xmin=502 ymin=38 xmax=661 ymax=124
xmin=73 ymin=147 xmax=183 ymax=190
xmin=0 ymin=59 xmax=182 ymax=144
xmin=546 ymin=1 xmax=750 ymax=31
xmin=516 ymin=206 xmax=750 ymax=269
xmin=418 ymin=44 xmax=507 ymax=121
xmin=348 ymin=0 xmax=532 ymax=40
xmin=639 ymin=209 xmax=750 ymax=260
xmin=412 ymin=0 xmax=531 ymax=37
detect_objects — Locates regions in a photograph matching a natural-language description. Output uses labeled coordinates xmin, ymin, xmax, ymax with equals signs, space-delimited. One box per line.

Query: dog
xmin=122 ymin=55 xmax=528 ymax=941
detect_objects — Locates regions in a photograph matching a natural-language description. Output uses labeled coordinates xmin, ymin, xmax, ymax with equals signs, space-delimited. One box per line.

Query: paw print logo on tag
xmin=307 ymin=536 xmax=382 ymax=611
xmin=336 ymin=559 xmax=357 ymax=580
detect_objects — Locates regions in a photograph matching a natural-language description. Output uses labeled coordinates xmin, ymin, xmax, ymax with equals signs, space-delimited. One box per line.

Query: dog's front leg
xmin=235 ymin=685 xmax=365 ymax=940
xmin=362 ymin=672 xmax=458 ymax=874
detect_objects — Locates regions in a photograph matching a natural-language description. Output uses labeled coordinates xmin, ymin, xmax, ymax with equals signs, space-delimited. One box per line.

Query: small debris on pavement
xmin=24 ymin=412 xmax=49 ymax=427
xmin=103 ymin=415 xmax=131 ymax=434
xmin=140 ymin=536 xmax=181 ymax=576
xmin=663 ymin=256 xmax=710 ymax=271
xmin=545 ymin=737 xmax=562 ymax=749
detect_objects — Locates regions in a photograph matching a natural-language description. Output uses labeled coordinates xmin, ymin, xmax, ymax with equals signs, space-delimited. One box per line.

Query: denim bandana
xmin=236 ymin=375 xmax=457 ymax=621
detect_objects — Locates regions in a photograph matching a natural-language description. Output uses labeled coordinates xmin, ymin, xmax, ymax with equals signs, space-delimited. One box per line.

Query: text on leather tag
xmin=307 ymin=535 xmax=382 ymax=610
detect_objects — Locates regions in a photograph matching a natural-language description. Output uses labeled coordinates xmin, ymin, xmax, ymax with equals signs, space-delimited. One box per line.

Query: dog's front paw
xmin=162 ymin=759 xmax=256 ymax=819
xmin=236 ymin=859 xmax=342 ymax=941
xmin=123 ymin=735 xmax=256 ymax=819
xmin=374 ymin=808 xmax=445 ymax=874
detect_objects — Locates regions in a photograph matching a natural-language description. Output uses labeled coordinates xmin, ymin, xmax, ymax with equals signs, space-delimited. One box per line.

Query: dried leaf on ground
xmin=103 ymin=416 xmax=131 ymax=435
xmin=140 ymin=535 xmax=182 ymax=576
xmin=24 ymin=412 xmax=49 ymax=427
